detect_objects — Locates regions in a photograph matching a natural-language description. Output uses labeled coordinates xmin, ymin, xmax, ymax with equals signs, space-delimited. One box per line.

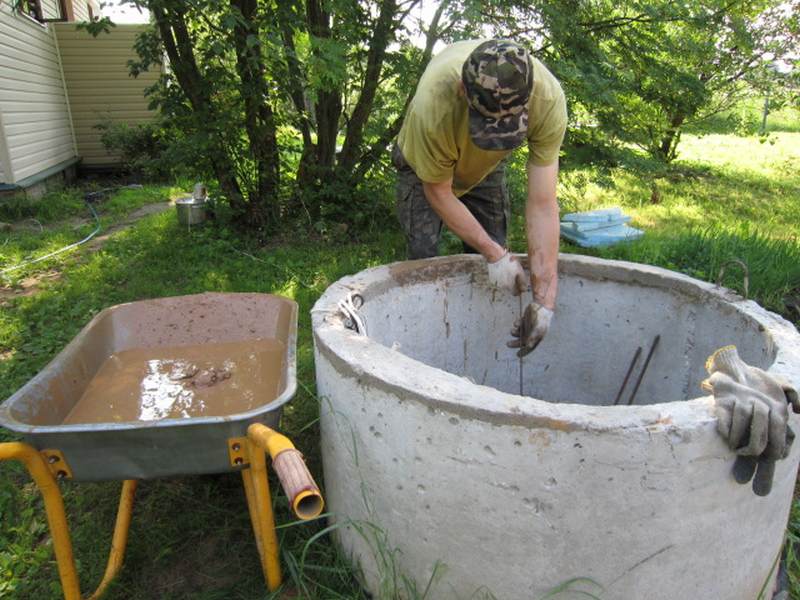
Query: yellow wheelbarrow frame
xmin=0 ymin=424 xmax=323 ymax=599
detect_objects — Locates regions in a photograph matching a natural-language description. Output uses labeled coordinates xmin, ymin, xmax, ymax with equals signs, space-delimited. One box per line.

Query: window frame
xmin=15 ymin=0 xmax=69 ymax=24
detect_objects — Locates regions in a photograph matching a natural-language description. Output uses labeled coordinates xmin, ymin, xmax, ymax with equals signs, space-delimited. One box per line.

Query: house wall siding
xmin=41 ymin=0 xmax=61 ymax=20
xmin=71 ymin=0 xmax=90 ymax=23
xmin=54 ymin=24 xmax=160 ymax=167
xmin=0 ymin=3 xmax=76 ymax=184
xmin=0 ymin=137 xmax=6 ymax=181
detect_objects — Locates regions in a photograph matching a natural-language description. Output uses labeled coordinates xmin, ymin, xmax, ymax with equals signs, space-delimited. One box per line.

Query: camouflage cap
xmin=462 ymin=40 xmax=533 ymax=151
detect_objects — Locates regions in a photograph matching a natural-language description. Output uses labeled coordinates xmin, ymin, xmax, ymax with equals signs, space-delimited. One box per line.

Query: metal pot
xmin=175 ymin=197 xmax=207 ymax=226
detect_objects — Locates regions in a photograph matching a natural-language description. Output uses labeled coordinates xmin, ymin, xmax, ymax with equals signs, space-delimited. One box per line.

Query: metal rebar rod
xmin=518 ymin=293 xmax=524 ymax=396
xmin=626 ymin=335 xmax=661 ymax=406
xmin=613 ymin=346 xmax=642 ymax=405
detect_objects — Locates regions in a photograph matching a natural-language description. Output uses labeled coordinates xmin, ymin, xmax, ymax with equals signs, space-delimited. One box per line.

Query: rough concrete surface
xmin=312 ymin=254 xmax=800 ymax=600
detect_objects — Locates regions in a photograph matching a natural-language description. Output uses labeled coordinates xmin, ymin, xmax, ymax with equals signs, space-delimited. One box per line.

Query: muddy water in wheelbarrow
xmin=0 ymin=292 xmax=297 ymax=480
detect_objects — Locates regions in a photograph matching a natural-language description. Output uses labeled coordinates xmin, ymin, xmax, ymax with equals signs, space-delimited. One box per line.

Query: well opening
xmin=360 ymin=256 xmax=775 ymax=406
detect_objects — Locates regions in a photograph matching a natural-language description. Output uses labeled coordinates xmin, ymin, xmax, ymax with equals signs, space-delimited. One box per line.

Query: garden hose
xmin=0 ymin=184 xmax=141 ymax=278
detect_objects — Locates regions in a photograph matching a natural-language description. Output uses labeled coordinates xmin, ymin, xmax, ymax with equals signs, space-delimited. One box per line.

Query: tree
xmin=118 ymin=0 xmax=458 ymax=234
xmin=105 ymin=0 xmax=797 ymax=231
xmin=472 ymin=0 xmax=799 ymax=161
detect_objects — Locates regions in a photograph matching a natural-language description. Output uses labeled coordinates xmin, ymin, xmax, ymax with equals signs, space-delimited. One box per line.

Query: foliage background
xmin=87 ymin=0 xmax=799 ymax=235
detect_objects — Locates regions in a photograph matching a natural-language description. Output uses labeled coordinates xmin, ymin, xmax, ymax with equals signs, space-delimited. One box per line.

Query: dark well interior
xmin=361 ymin=262 xmax=774 ymax=406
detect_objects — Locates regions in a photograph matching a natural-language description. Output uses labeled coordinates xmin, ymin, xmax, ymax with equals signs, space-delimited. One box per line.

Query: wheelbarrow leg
xmin=87 ymin=479 xmax=138 ymax=600
xmin=244 ymin=439 xmax=283 ymax=591
xmin=241 ymin=469 xmax=264 ymax=559
xmin=0 ymin=442 xmax=138 ymax=600
xmin=0 ymin=442 xmax=81 ymax=600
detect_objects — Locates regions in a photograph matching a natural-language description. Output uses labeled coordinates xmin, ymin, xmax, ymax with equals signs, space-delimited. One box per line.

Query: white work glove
xmin=486 ymin=251 xmax=526 ymax=296
xmin=702 ymin=345 xmax=800 ymax=496
xmin=507 ymin=302 xmax=554 ymax=357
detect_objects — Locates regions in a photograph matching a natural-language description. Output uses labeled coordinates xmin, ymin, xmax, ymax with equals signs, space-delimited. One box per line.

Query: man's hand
xmin=507 ymin=302 xmax=553 ymax=357
xmin=703 ymin=345 xmax=800 ymax=496
xmin=486 ymin=251 xmax=527 ymax=296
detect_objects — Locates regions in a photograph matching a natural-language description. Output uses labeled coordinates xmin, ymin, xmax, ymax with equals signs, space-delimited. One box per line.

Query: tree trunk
xmin=230 ymin=0 xmax=279 ymax=228
xmin=151 ymin=5 xmax=245 ymax=212
xmin=350 ymin=0 xmax=449 ymax=182
xmin=277 ymin=0 xmax=315 ymax=190
xmin=337 ymin=0 xmax=398 ymax=170
xmin=657 ymin=112 xmax=686 ymax=162
xmin=307 ymin=0 xmax=342 ymax=177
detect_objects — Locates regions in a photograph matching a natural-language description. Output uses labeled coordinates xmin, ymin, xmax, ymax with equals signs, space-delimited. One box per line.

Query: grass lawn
xmin=0 ymin=109 xmax=798 ymax=598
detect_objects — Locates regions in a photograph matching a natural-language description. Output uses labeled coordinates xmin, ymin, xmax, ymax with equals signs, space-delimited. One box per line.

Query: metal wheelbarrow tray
xmin=0 ymin=292 xmax=298 ymax=481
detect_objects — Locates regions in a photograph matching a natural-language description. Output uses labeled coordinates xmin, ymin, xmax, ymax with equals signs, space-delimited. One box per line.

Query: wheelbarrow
xmin=0 ymin=292 xmax=323 ymax=599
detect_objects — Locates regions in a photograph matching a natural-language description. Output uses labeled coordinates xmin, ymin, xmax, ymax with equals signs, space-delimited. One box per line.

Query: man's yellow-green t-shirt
xmin=397 ymin=39 xmax=567 ymax=197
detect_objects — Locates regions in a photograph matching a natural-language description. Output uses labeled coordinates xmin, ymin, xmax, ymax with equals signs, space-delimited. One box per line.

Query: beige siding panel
xmin=15 ymin=145 xmax=76 ymax=180
xmin=0 ymin=78 xmax=65 ymax=97
xmin=0 ymin=138 xmax=5 ymax=181
xmin=6 ymin=117 xmax=72 ymax=136
xmin=6 ymin=126 xmax=74 ymax=146
xmin=55 ymin=23 xmax=160 ymax=167
xmin=67 ymin=81 xmax=159 ymax=93
xmin=0 ymin=29 xmax=60 ymax=57
xmin=0 ymin=64 xmax=70 ymax=87
xmin=72 ymin=0 xmax=90 ymax=22
xmin=0 ymin=4 xmax=77 ymax=184
xmin=3 ymin=100 xmax=74 ymax=117
xmin=41 ymin=0 xmax=61 ymax=20
xmin=0 ymin=40 xmax=60 ymax=71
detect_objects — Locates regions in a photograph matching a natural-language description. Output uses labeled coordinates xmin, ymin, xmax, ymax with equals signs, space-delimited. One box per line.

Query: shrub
xmin=96 ymin=121 xmax=178 ymax=180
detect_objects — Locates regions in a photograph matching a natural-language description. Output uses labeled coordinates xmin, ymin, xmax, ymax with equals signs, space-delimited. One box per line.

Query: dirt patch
xmin=86 ymin=201 xmax=173 ymax=250
xmin=0 ymin=201 xmax=173 ymax=303
xmin=0 ymin=270 xmax=62 ymax=301
xmin=148 ymin=535 xmax=243 ymax=596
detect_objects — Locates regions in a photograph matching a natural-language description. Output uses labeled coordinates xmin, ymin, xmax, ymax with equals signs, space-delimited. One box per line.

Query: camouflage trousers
xmin=393 ymin=146 xmax=510 ymax=260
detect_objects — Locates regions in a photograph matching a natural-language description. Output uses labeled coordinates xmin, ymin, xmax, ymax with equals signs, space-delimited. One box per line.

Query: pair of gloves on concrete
xmin=486 ymin=252 xmax=553 ymax=357
xmin=704 ymin=346 xmax=800 ymax=496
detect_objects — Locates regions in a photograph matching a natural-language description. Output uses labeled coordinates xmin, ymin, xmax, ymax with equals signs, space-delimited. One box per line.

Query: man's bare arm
xmin=525 ymin=160 xmax=560 ymax=309
xmin=422 ymin=179 xmax=506 ymax=262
